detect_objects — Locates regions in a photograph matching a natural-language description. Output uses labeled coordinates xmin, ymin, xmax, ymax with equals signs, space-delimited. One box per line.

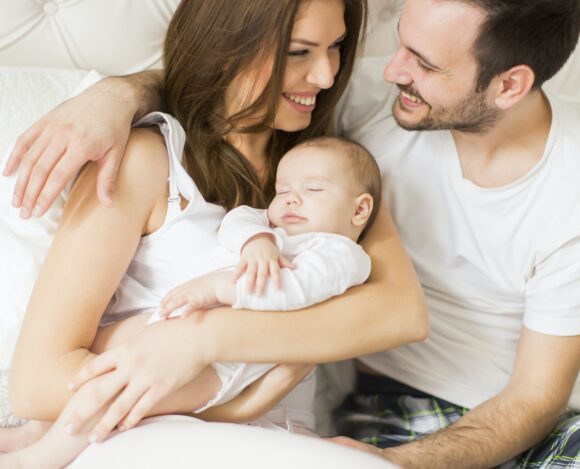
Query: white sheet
xmin=0 ymin=66 xmax=102 ymax=370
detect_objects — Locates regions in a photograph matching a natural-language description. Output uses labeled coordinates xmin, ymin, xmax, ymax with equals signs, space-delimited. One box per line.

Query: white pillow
xmin=70 ymin=415 xmax=397 ymax=469
xmin=0 ymin=66 xmax=102 ymax=372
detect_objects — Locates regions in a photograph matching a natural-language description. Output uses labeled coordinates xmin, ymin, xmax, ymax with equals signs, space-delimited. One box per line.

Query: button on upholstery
xmin=42 ymin=1 xmax=59 ymax=15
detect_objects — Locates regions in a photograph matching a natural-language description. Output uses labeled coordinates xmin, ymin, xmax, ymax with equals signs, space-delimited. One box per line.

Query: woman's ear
xmin=352 ymin=193 xmax=373 ymax=227
xmin=491 ymin=65 xmax=536 ymax=110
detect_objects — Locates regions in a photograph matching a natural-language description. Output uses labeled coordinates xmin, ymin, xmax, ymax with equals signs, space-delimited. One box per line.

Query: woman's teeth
xmin=401 ymin=90 xmax=424 ymax=104
xmin=284 ymin=94 xmax=316 ymax=106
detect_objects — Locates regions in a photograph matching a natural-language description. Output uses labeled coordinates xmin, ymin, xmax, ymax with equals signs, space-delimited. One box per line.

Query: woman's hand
xmin=233 ymin=234 xmax=295 ymax=296
xmin=65 ymin=315 xmax=211 ymax=442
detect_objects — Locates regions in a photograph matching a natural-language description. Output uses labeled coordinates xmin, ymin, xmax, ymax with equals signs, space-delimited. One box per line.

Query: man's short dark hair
xmin=457 ymin=0 xmax=580 ymax=92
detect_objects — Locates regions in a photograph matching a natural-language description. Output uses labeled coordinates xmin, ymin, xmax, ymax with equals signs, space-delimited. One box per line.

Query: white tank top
xmin=101 ymin=112 xmax=232 ymax=325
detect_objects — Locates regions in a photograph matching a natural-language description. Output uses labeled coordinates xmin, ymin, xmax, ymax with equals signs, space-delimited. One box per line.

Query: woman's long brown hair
xmin=164 ymin=0 xmax=367 ymax=210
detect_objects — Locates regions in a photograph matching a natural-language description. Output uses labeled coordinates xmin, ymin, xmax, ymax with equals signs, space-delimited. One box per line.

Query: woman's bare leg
xmin=0 ymin=364 xmax=221 ymax=469
xmin=0 ymin=314 xmax=221 ymax=468
xmin=0 ymin=421 xmax=51 ymax=453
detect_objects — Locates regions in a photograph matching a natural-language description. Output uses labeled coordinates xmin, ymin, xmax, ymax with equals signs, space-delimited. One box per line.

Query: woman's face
xmin=226 ymin=0 xmax=347 ymax=132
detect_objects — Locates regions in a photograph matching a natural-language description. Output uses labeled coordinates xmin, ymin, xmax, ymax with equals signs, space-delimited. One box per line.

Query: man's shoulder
xmin=547 ymin=93 xmax=580 ymax=188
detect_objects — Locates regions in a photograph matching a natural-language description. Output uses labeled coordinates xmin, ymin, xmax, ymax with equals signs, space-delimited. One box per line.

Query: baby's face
xmin=268 ymin=146 xmax=359 ymax=238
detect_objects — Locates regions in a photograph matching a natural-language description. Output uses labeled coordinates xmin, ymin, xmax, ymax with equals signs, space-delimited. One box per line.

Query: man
xmin=332 ymin=0 xmax=580 ymax=467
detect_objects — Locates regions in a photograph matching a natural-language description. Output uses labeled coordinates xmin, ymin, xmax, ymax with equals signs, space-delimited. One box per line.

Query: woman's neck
xmin=228 ymin=130 xmax=272 ymax=185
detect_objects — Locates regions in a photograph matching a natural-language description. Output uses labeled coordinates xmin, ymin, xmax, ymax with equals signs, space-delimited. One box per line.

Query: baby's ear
xmin=352 ymin=193 xmax=373 ymax=227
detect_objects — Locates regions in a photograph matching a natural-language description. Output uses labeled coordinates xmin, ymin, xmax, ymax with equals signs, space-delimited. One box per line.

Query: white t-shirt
xmin=338 ymin=57 xmax=580 ymax=409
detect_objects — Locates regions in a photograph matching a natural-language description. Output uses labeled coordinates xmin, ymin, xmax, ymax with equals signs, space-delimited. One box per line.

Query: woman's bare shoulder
xmin=66 ymin=127 xmax=170 ymax=223
xmin=121 ymin=127 xmax=170 ymax=194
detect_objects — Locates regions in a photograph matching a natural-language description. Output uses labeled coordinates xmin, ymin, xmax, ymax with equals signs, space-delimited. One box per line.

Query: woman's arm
xmin=9 ymin=128 xmax=169 ymax=421
xmin=4 ymin=70 xmax=164 ymax=217
xmin=203 ymin=202 xmax=429 ymax=363
xmin=67 ymin=202 xmax=428 ymax=438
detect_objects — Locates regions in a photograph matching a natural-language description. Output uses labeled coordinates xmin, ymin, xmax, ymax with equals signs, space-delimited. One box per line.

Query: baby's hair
xmin=294 ymin=136 xmax=382 ymax=239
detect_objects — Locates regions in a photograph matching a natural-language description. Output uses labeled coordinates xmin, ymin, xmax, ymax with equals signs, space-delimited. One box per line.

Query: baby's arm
xmin=159 ymin=236 xmax=287 ymax=317
xmin=161 ymin=207 xmax=296 ymax=318
xmin=235 ymin=235 xmax=371 ymax=311
xmin=219 ymin=205 xmax=294 ymax=294
xmin=160 ymin=271 xmax=236 ymax=318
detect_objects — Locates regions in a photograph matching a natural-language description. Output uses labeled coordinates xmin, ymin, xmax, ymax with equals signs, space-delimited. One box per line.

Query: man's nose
xmin=383 ymin=47 xmax=414 ymax=86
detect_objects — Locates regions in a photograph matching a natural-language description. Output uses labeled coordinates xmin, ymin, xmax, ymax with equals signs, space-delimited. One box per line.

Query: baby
xmin=2 ymin=136 xmax=382 ymax=468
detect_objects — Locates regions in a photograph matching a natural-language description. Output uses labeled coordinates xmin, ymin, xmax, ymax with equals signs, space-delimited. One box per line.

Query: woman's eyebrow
xmin=291 ymin=32 xmax=347 ymax=47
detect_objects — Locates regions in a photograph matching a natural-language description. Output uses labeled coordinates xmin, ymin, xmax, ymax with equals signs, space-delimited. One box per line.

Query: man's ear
xmin=352 ymin=193 xmax=373 ymax=227
xmin=491 ymin=65 xmax=535 ymax=110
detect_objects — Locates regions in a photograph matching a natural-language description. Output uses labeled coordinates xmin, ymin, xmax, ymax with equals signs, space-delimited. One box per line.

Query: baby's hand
xmin=160 ymin=272 xmax=232 ymax=319
xmin=233 ymin=233 xmax=295 ymax=296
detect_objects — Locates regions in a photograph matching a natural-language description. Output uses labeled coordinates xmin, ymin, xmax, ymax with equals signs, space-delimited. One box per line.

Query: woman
xmin=7 ymin=0 xmax=426 ymax=458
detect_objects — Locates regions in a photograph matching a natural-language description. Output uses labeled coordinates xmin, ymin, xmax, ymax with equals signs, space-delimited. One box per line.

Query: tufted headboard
xmin=0 ymin=0 xmax=180 ymax=75
xmin=1 ymin=0 xmax=578 ymax=101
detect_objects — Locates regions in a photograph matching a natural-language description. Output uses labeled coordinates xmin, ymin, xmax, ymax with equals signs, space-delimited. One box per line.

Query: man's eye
xmin=417 ymin=60 xmax=433 ymax=72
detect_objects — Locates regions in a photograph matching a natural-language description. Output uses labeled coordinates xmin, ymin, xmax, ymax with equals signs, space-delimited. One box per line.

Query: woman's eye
xmin=276 ymin=190 xmax=289 ymax=195
xmin=307 ymin=188 xmax=323 ymax=192
xmin=289 ymin=49 xmax=309 ymax=57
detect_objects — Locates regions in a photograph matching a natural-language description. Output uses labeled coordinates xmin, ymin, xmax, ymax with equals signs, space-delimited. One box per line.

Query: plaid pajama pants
xmin=334 ymin=372 xmax=580 ymax=468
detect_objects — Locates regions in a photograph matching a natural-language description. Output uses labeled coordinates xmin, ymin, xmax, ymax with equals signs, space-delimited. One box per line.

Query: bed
xmin=0 ymin=1 xmax=578 ymax=467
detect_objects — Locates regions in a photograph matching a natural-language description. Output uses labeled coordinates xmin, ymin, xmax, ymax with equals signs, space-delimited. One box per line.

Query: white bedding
xmin=0 ymin=67 xmax=102 ymax=372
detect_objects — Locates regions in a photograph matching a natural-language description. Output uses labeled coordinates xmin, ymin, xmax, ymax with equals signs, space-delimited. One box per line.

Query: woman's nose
xmin=306 ymin=54 xmax=336 ymax=90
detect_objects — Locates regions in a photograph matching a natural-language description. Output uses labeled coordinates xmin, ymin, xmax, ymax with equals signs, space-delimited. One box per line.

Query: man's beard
xmin=393 ymin=84 xmax=501 ymax=134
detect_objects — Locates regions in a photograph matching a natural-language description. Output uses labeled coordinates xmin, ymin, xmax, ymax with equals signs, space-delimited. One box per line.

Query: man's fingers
xmin=3 ymin=125 xmax=41 ymax=177
xmin=20 ymin=142 xmax=65 ymax=213
xmin=96 ymin=147 xmax=123 ymax=208
xmin=69 ymin=352 xmax=117 ymax=392
xmin=23 ymin=146 xmax=75 ymax=218
xmin=12 ymin=136 xmax=49 ymax=214
xmin=326 ymin=436 xmax=384 ymax=456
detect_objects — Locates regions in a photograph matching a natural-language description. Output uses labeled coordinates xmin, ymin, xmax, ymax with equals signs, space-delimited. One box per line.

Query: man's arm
xmin=4 ymin=70 xmax=164 ymax=216
xmin=380 ymin=328 xmax=580 ymax=468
